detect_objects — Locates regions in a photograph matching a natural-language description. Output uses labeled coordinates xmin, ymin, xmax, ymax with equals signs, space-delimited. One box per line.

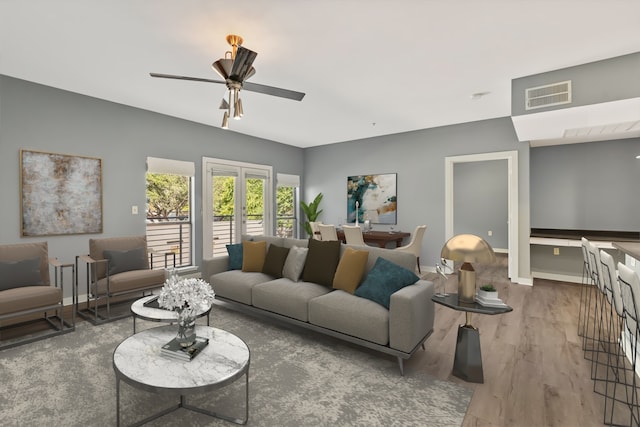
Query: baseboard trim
xmin=531 ymin=271 xmax=582 ymax=284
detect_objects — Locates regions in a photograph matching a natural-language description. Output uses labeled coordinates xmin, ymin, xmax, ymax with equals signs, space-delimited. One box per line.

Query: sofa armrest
xmin=388 ymin=279 xmax=435 ymax=353
xmin=201 ymin=256 xmax=230 ymax=283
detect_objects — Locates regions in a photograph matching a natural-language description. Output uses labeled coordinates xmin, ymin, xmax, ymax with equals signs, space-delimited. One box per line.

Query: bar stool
xmin=582 ymin=238 xmax=599 ymax=357
xmin=579 ymin=237 xmax=593 ymax=337
xmin=587 ymin=241 xmax=614 ymax=384
xmin=600 ymin=251 xmax=635 ymax=425
xmin=583 ymin=238 xmax=604 ymax=363
xmin=617 ymin=263 xmax=640 ymax=426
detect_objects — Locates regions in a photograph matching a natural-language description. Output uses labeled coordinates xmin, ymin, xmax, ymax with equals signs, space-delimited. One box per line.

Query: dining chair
xmin=317 ymin=223 xmax=339 ymax=241
xmin=342 ymin=225 xmax=366 ymax=246
xmin=394 ymin=225 xmax=427 ymax=273
xmin=308 ymin=221 xmax=322 ymax=240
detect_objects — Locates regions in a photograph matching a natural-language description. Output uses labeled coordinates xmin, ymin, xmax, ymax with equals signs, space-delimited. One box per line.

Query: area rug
xmin=0 ymin=307 xmax=472 ymax=426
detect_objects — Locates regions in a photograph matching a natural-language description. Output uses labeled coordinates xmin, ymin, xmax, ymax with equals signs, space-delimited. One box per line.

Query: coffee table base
xmin=116 ymin=370 xmax=249 ymax=426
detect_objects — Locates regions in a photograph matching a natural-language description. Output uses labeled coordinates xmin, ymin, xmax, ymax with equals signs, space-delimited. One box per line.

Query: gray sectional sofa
xmin=202 ymin=235 xmax=435 ymax=374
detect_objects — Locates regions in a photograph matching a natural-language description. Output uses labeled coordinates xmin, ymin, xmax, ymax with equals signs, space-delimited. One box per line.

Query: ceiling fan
xmin=150 ymin=34 xmax=305 ymax=129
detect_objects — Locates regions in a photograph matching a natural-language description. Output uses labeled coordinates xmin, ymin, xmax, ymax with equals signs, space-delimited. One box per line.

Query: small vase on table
xmin=175 ymin=309 xmax=196 ymax=348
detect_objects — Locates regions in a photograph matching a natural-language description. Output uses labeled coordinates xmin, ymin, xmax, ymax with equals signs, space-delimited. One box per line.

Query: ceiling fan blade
xmin=150 ymin=73 xmax=226 ymax=85
xmin=151 ymin=72 xmax=305 ymax=101
xmin=243 ymin=81 xmax=306 ymax=101
xmin=230 ymin=46 xmax=258 ymax=82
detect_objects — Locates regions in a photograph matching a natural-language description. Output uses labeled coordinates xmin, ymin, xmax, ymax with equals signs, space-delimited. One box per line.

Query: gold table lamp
xmin=440 ymin=234 xmax=496 ymax=303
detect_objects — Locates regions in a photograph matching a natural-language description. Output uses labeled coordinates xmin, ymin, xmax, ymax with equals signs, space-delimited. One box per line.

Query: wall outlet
xmin=487 ymin=230 xmax=493 ymax=236
xmin=553 ymin=247 xmax=560 ymax=255
xmin=131 ymin=205 xmax=138 ymax=215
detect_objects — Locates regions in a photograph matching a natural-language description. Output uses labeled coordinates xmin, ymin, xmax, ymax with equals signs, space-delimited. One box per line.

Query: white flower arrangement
xmin=157 ymin=276 xmax=215 ymax=318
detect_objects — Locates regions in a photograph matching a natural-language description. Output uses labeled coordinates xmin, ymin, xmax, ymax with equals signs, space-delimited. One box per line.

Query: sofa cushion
xmin=309 ymin=290 xmax=389 ymax=345
xmin=262 ymin=245 xmax=290 ymax=278
xmin=283 ymin=238 xmax=309 ymax=249
xmin=282 ymin=246 xmax=309 ymax=282
xmin=354 ymin=257 xmax=419 ymax=309
xmin=226 ymin=243 xmax=243 ymax=270
xmin=91 ymin=268 xmax=166 ymax=296
xmin=332 ymin=247 xmax=369 ymax=294
xmin=302 ymin=239 xmax=341 ymax=287
xmin=210 ymin=270 xmax=273 ymax=305
xmin=343 ymin=244 xmax=416 ymax=276
xmin=0 ymin=257 xmax=43 ymax=291
xmin=242 ymin=240 xmax=267 ymax=272
xmin=0 ymin=286 xmax=62 ymax=316
xmin=252 ymin=278 xmax=331 ymax=322
xmin=104 ymin=247 xmax=147 ymax=276
xmin=242 ymin=234 xmax=284 ymax=248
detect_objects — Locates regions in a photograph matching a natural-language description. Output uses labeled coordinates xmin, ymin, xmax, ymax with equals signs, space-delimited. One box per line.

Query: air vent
xmin=525 ymin=80 xmax=572 ymax=110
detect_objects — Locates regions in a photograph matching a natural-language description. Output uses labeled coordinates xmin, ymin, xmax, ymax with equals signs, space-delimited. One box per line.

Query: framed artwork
xmin=347 ymin=173 xmax=397 ymax=224
xmin=20 ymin=149 xmax=103 ymax=236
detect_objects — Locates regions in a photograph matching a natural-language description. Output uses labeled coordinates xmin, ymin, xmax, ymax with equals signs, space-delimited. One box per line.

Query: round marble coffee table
xmin=130 ymin=295 xmax=211 ymax=333
xmin=113 ymin=325 xmax=250 ymax=426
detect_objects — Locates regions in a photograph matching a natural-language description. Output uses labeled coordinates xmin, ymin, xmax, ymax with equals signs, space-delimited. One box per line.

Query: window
xmin=146 ymin=157 xmax=195 ymax=270
xmin=202 ymin=158 xmax=273 ymax=258
xmin=276 ymin=173 xmax=300 ymax=238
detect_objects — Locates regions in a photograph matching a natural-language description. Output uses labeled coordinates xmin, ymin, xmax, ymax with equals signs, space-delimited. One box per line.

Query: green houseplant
xmin=478 ymin=284 xmax=498 ymax=301
xmin=480 ymin=284 xmax=496 ymax=292
xmin=300 ymin=193 xmax=323 ymax=237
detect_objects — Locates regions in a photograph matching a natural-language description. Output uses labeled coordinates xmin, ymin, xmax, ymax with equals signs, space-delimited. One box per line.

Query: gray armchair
xmin=0 ymin=241 xmax=74 ymax=350
xmin=77 ymin=235 xmax=166 ymax=324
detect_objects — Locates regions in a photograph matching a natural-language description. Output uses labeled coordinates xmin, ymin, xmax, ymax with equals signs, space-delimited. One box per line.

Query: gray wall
xmin=454 ymin=160 xmax=509 ymax=250
xmin=303 ymin=117 xmax=530 ymax=279
xmin=0 ymin=75 xmax=304 ymax=300
xmin=530 ymin=138 xmax=640 ymax=231
xmin=512 ymin=51 xmax=640 ymax=116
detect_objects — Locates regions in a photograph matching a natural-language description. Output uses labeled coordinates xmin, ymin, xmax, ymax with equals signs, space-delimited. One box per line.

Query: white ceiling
xmin=2 ymin=0 xmax=640 ymax=148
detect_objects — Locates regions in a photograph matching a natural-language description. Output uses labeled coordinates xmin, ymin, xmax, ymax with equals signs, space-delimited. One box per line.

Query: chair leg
xmin=417 ymin=257 xmax=421 ymax=274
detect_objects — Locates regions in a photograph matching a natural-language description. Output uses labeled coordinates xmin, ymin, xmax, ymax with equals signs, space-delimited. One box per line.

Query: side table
xmin=130 ymin=295 xmax=211 ymax=334
xmin=432 ymin=293 xmax=512 ymax=383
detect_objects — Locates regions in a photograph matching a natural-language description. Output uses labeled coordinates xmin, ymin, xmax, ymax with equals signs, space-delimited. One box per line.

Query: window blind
xmin=146 ymin=157 xmax=195 ymax=177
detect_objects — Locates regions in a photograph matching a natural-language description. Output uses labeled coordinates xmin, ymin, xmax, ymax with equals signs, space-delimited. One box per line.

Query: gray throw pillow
xmin=103 ymin=247 xmax=147 ymax=276
xmin=0 ymin=257 xmax=43 ymax=291
xmin=282 ymin=246 xmax=309 ymax=282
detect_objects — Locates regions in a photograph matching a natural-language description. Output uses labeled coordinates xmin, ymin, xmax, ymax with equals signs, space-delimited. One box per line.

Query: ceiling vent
xmin=525 ymin=80 xmax=572 ymax=110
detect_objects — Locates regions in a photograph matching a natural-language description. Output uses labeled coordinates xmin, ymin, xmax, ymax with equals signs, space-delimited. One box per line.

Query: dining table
xmin=336 ymin=229 xmax=410 ymax=248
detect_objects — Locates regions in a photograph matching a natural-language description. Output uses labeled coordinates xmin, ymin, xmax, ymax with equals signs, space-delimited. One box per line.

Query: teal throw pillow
xmin=354 ymin=257 xmax=419 ymax=309
xmin=226 ymin=243 xmax=243 ymax=270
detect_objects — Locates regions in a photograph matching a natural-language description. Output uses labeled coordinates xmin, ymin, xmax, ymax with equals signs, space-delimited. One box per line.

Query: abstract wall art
xmin=20 ymin=149 xmax=103 ymax=236
xmin=347 ymin=173 xmax=397 ymax=224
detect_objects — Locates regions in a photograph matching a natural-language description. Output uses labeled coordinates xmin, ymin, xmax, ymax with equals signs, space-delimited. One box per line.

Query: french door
xmin=202 ymin=157 xmax=272 ymax=258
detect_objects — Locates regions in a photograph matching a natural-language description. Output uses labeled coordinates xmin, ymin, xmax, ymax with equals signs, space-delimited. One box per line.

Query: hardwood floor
xmin=413 ymin=255 xmax=617 ymax=427
xmin=3 ymin=255 xmax=632 ymax=426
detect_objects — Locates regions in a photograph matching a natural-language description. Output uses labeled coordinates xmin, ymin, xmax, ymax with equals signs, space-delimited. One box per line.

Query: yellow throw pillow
xmin=242 ymin=240 xmax=267 ymax=272
xmin=332 ymin=247 xmax=369 ymax=294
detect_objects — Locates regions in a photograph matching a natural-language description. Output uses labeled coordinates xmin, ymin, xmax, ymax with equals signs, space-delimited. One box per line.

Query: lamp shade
xmin=440 ymin=234 xmax=496 ymax=264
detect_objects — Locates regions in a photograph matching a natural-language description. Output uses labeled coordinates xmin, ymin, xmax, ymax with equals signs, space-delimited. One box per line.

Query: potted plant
xmin=300 ymin=193 xmax=323 ymax=237
xmin=478 ymin=284 xmax=498 ymax=300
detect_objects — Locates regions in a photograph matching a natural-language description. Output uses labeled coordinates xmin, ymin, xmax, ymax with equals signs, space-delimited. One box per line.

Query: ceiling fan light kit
xmin=150 ymin=34 xmax=305 ymax=130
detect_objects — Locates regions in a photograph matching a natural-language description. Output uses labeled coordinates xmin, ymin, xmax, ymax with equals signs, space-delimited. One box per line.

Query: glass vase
xmin=175 ymin=310 xmax=196 ymax=348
